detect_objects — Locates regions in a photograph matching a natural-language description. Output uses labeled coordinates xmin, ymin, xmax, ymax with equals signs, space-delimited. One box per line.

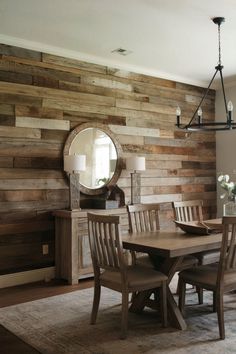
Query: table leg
xmin=167 ymin=287 xmax=187 ymax=330
xmin=129 ymin=256 xmax=187 ymax=330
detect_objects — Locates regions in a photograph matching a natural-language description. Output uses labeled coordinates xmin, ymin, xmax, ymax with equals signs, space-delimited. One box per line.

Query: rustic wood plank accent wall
xmin=0 ymin=44 xmax=216 ymax=275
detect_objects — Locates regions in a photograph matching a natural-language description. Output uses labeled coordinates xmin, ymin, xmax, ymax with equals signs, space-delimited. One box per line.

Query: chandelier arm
xmin=218 ymin=68 xmax=229 ymax=117
xmin=186 ymin=68 xmax=219 ymax=128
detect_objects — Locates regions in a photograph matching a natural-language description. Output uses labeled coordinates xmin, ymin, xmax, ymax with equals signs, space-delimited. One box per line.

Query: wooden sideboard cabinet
xmin=53 ymin=208 xmax=129 ymax=284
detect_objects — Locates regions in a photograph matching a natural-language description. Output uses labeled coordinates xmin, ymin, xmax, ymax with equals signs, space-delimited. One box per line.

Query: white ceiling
xmin=1 ymin=0 xmax=236 ymax=87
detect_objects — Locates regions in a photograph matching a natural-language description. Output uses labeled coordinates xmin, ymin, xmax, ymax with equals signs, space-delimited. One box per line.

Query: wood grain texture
xmin=0 ymin=44 xmax=216 ymax=277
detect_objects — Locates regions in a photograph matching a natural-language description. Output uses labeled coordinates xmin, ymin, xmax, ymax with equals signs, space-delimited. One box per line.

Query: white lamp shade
xmin=64 ymin=154 xmax=86 ymax=173
xmin=126 ymin=156 xmax=146 ymax=171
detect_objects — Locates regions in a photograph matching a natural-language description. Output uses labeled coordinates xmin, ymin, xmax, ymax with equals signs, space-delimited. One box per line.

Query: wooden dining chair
xmin=173 ymin=200 xmax=220 ymax=265
xmin=126 ymin=204 xmax=161 ymax=267
xmin=126 ymin=203 xmax=198 ymax=296
xmin=172 ymin=200 xmax=220 ymax=304
xmin=178 ymin=216 xmax=236 ymax=340
xmin=87 ymin=212 xmax=168 ymax=339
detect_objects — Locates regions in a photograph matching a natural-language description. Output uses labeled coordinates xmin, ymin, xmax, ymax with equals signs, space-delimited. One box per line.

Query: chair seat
xmin=100 ymin=265 xmax=167 ymax=290
xmin=179 ymin=265 xmax=217 ymax=288
xmin=179 ymin=265 xmax=236 ymax=289
xmin=194 ymin=250 xmax=220 ymax=265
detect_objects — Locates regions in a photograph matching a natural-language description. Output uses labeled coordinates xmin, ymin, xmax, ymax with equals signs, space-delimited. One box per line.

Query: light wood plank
xmin=15 ymin=117 xmax=70 ymax=131
xmin=0 ymin=126 xmax=41 ymax=139
xmin=109 ymin=124 xmax=160 ymax=137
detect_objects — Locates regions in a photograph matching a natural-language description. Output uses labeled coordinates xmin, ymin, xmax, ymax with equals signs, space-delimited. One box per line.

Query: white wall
xmin=215 ymin=84 xmax=236 ymax=216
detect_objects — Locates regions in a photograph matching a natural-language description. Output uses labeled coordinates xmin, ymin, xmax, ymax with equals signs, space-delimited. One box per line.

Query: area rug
xmin=0 ymin=285 xmax=236 ymax=354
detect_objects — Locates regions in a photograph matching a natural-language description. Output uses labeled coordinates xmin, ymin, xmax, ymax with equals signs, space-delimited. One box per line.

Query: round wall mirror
xmin=63 ymin=123 xmax=122 ymax=195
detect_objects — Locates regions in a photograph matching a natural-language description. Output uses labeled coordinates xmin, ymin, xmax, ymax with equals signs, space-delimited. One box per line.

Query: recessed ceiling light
xmin=111 ymin=48 xmax=133 ymax=56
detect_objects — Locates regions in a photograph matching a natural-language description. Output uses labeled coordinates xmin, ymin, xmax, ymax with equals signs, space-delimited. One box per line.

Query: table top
xmin=122 ymin=229 xmax=222 ymax=258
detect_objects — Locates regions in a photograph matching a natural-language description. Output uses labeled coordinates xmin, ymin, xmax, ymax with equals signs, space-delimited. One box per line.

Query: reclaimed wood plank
xmin=0 ymin=141 xmax=62 ymax=158
xmin=59 ymin=80 xmax=148 ymax=101
xmin=0 ymin=44 xmax=42 ymax=61
xmin=15 ymin=105 xmax=63 ymax=119
xmin=15 ymin=116 xmax=70 ymax=131
xmin=0 ymin=115 xmax=15 ymax=126
xmin=0 ymin=58 xmax=81 ymax=84
xmin=109 ymin=124 xmax=160 ymax=137
xmin=0 ymin=70 xmax=33 ymax=84
xmin=80 ymin=74 xmax=133 ymax=92
xmin=14 ymin=157 xmax=62 ymax=169
xmin=0 ymin=93 xmax=42 ymax=107
xmin=0 ymin=81 xmax=115 ymax=106
xmin=0 ymin=126 xmax=41 ymax=139
xmin=0 ymin=168 xmax=63 ymax=179
xmin=0 ymin=157 xmax=13 ymax=168
xmin=0 ymin=103 xmax=14 ymax=115
xmin=43 ymin=98 xmax=117 ymax=115
xmin=107 ymin=67 xmax=176 ymax=88
xmin=0 ymin=190 xmax=45 ymax=202
xmin=43 ymin=53 xmax=107 ymax=74
xmin=0 ymin=178 xmax=67 ymax=190
xmin=0 ymin=200 xmax=68 ymax=210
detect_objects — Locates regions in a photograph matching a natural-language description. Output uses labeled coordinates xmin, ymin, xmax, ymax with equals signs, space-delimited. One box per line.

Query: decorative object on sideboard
xmin=176 ymin=17 xmax=235 ymax=132
xmin=107 ymin=184 xmax=125 ymax=207
xmin=126 ymin=156 xmax=146 ymax=205
xmin=80 ymin=185 xmax=125 ymax=209
xmin=218 ymin=174 xmax=236 ymax=216
xmin=64 ymin=154 xmax=86 ymax=210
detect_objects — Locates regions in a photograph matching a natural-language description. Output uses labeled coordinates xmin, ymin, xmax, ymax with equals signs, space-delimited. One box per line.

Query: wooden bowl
xmin=174 ymin=221 xmax=210 ymax=235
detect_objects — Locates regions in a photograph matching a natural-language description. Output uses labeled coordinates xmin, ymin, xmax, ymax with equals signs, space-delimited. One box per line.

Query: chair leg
xmin=216 ymin=291 xmax=225 ymax=340
xmin=178 ymin=278 xmax=186 ymax=315
xmin=160 ymin=282 xmax=168 ymax=327
xmin=197 ymin=286 xmax=203 ymax=304
xmin=213 ymin=291 xmax=217 ymax=312
xmin=90 ymin=281 xmax=101 ymax=325
xmin=121 ymin=290 xmax=129 ymax=339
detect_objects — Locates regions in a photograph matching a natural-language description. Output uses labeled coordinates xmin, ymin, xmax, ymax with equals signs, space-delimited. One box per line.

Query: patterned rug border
xmin=0 ymin=286 xmax=236 ymax=354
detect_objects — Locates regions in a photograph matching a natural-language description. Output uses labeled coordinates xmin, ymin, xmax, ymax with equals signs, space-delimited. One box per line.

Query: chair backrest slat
xmin=217 ymin=217 xmax=236 ymax=287
xmin=172 ymin=200 xmax=203 ymax=222
xmin=88 ymin=213 xmax=124 ymax=272
xmin=127 ymin=203 xmax=160 ymax=233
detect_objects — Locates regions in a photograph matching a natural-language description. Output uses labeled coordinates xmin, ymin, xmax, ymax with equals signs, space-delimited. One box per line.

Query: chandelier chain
xmin=218 ymin=23 xmax=222 ymax=65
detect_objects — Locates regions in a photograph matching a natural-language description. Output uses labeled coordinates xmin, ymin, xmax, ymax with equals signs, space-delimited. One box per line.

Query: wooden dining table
xmin=122 ymin=227 xmax=223 ymax=330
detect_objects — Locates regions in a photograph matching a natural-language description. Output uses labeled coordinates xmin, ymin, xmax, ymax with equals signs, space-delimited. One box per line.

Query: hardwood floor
xmin=0 ymin=278 xmax=94 ymax=353
xmin=0 ymin=278 xmax=94 ymax=308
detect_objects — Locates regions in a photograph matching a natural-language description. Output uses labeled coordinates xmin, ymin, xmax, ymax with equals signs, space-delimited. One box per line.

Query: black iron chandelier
xmin=176 ymin=17 xmax=234 ymax=131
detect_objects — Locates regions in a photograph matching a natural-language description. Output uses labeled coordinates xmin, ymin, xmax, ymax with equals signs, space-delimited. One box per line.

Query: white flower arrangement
xmin=218 ymin=174 xmax=236 ymax=199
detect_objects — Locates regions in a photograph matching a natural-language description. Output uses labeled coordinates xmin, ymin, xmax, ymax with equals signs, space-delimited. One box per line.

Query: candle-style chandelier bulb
xmin=197 ymin=107 xmax=203 ymax=117
xmin=176 ymin=106 xmax=181 ymax=116
xmin=227 ymin=100 xmax=234 ymax=124
xmin=197 ymin=107 xmax=203 ymax=125
xmin=227 ymin=101 xmax=233 ymax=112
xmin=176 ymin=106 xmax=181 ymax=127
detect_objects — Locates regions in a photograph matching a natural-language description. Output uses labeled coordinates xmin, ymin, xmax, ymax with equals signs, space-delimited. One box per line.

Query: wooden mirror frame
xmin=63 ymin=123 xmax=123 ymax=195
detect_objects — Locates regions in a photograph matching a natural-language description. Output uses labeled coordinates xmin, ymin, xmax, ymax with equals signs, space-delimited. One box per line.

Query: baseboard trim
xmin=0 ymin=267 xmax=55 ymax=289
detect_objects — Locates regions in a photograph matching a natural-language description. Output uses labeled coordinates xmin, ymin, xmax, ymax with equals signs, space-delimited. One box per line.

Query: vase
xmin=223 ymin=195 xmax=236 ymax=216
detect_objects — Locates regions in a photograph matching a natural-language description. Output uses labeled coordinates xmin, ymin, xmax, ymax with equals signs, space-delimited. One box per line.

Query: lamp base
xmin=69 ymin=173 xmax=81 ymax=210
xmin=131 ymin=172 xmax=141 ymax=205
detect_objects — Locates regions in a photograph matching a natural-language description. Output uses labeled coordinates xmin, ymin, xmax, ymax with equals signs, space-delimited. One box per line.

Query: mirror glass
xmin=69 ymin=128 xmax=118 ymax=189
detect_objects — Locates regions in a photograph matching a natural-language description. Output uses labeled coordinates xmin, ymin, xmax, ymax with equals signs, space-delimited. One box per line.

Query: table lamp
xmin=126 ymin=156 xmax=146 ymax=205
xmin=64 ymin=154 xmax=86 ymax=210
